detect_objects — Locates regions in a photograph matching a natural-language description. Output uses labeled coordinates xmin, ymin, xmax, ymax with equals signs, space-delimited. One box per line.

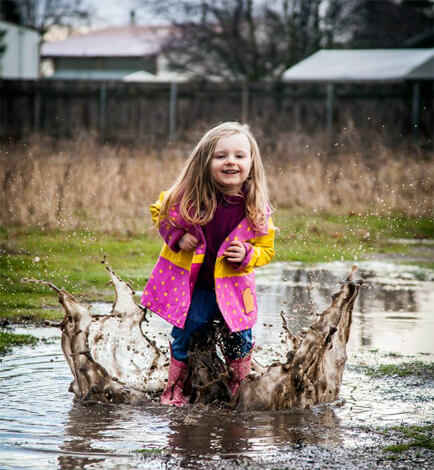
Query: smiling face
xmin=209 ymin=132 xmax=252 ymax=193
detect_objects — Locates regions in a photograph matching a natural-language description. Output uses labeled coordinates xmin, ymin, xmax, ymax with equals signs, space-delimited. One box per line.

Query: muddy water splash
xmin=2 ymin=260 xmax=433 ymax=470
xmin=24 ymin=260 xmax=168 ymax=404
xmin=236 ymin=270 xmax=361 ymax=411
xmin=25 ymin=261 xmax=362 ymax=410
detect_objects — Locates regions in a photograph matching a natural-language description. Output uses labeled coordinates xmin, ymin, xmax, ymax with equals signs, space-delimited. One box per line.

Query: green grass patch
xmin=135 ymin=448 xmax=167 ymax=454
xmin=382 ymin=424 xmax=434 ymax=453
xmin=0 ymin=227 xmax=162 ymax=323
xmin=273 ymin=211 xmax=433 ymax=263
xmin=407 ymin=261 xmax=434 ymax=271
xmin=384 ymin=352 xmax=403 ymax=358
xmin=365 ymin=361 xmax=434 ymax=378
xmin=1 ymin=213 xmax=432 ymax=323
xmin=0 ymin=330 xmax=38 ymax=355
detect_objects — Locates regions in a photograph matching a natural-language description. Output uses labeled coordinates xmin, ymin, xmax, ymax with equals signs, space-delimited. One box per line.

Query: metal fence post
xmin=33 ymin=82 xmax=41 ymax=133
xmin=326 ymin=83 xmax=334 ymax=144
xmin=99 ymin=83 xmax=107 ymax=140
xmin=169 ymin=82 xmax=177 ymax=139
xmin=241 ymin=81 xmax=249 ymax=123
xmin=411 ymin=81 xmax=420 ymax=146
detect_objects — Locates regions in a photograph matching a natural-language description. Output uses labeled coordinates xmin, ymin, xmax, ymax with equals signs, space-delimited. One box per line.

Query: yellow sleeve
xmin=245 ymin=218 xmax=275 ymax=269
xmin=149 ymin=191 xmax=167 ymax=226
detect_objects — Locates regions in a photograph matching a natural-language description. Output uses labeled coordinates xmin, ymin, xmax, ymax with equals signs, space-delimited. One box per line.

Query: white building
xmin=282 ymin=48 xmax=434 ymax=142
xmin=41 ymin=24 xmax=188 ymax=82
xmin=0 ymin=20 xmax=40 ymax=79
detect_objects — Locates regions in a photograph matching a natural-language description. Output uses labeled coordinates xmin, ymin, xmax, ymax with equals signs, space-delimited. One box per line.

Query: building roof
xmin=282 ymin=49 xmax=434 ymax=82
xmin=123 ymin=70 xmax=187 ymax=83
xmin=41 ymin=25 xmax=172 ymax=57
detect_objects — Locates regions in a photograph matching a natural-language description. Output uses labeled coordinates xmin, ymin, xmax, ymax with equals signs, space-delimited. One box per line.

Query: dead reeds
xmin=1 ymin=132 xmax=432 ymax=231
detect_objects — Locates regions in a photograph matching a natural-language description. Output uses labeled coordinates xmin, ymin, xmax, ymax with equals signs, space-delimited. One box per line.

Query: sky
xmin=86 ymin=0 xmax=160 ymax=27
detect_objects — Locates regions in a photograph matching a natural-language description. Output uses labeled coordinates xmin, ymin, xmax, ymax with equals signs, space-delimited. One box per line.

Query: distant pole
xmin=411 ymin=81 xmax=420 ymax=146
xmin=326 ymin=83 xmax=334 ymax=144
xmin=241 ymin=81 xmax=249 ymax=122
xmin=33 ymin=82 xmax=41 ymax=133
xmin=99 ymin=83 xmax=107 ymax=140
xmin=169 ymin=82 xmax=177 ymax=139
xmin=0 ymin=81 xmax=3 ymax=139
xmin=294 ymin=101 xmax=301 ymax=132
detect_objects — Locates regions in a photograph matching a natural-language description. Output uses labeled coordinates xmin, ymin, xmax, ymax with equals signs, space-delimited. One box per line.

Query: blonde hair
xmin=160 ymin=122 xmax=271 ymax=230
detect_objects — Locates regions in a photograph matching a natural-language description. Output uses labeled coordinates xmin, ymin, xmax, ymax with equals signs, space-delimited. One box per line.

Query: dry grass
xmin=1 ymin=132 xmax=432 ymax=231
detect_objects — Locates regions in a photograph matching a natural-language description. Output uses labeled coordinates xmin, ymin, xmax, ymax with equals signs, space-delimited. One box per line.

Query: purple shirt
xmin=197 ymin=192 xmax=246 ymax=289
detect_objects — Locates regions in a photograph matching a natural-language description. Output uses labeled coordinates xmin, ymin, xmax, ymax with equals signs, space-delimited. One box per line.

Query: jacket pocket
xmin=242 ymin=287 xmax=255 ymax=314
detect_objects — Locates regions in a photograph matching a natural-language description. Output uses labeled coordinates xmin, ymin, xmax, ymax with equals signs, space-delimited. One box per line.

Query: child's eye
xmin=214 ymin=154 xmax=225 ymax=159
xmin=236 ymin=154 xmax=245 ymax=159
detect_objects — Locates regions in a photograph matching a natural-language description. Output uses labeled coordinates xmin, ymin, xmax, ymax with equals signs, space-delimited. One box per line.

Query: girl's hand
xmin=223 ymin=241 xmax=247 ymax=263
xmin=178 ymin=233 xmax=199 ymax=251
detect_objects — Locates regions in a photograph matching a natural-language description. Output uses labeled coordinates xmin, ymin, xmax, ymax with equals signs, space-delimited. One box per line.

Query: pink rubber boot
xmin=226 ymin=353 xmax=252 ymax=396
xmin=160 ymin=355 xmax=190 ymax=407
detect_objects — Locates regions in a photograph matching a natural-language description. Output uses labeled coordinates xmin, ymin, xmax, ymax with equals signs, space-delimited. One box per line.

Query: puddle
xmin=255 ymin=260 xmax=434 ymax=356
xmin=1 ymin=260 xmax=433 ymax=469
xmin=388 ymin=238 xmax=434 ymax=245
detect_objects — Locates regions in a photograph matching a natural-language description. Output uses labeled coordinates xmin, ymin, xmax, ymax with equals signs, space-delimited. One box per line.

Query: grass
xmin=0 ymin=213 xmax=432 ymax=324
xmin=381 ymin=424 xmax=434 ymax=453
xmin=406 ymin=261 xmax=434 ymax=271
xmin=0 ymin=331 xmax=38 ymax=355
xmin=273 ymin=211 xmax=433 ymax=263
xmin=1 ymin=135 xmax=433 ymax=231
xmin=0 ymin=227 xmax=162 ymax=323
xmin=365 ymin=361 xmax=434 ymax=378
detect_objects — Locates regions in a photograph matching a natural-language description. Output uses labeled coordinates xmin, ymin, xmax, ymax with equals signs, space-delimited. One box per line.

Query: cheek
xmin=209 ymin=161 xmax=219 ymax=177
xmin=244 ymin=160 xmax=253 ymax=175
xmin=209 ymin=162 xmax=223 ymax=183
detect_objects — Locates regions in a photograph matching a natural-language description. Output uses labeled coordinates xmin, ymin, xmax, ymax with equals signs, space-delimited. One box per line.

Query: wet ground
xmin=1 ymin=259 xmax=433 ymax=469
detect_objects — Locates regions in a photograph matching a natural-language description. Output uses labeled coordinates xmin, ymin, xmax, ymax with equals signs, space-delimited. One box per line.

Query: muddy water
xmin=1 ymin=261 xmax=433 ymax=469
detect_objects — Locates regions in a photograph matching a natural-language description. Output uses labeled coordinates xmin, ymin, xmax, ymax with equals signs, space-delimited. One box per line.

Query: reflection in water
xmin=58 ymin=401 xmax=174 ymax=469
xmin=167 ymin=406 xmax=342 ymax=458
xmin=0 ymin=260 xmax=433 ymax=469
xmin=58 ymin=403 xmax=122 ymax=469
xmin=58 ymin=401 xmax=343 ymax=467
xmin=255 ymin=262 xmax=434 ymax=355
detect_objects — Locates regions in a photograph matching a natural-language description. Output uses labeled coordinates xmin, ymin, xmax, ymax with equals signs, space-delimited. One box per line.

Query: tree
xmin=139 ymin=0 xmax=348 ymax=82
xmin=6 ymin=0 xmax=90 ymax=36
xmin=0 ymin=29 xmax=6 ymax=59
xmin=0 ymin=0 xmax=22 ymax=24
xmin=342 ymin=0 xmax=434 ymax=48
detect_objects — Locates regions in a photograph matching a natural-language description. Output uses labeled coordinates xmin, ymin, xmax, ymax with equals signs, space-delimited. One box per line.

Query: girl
xmin=141 ymin=122 xmax=275 ymax=406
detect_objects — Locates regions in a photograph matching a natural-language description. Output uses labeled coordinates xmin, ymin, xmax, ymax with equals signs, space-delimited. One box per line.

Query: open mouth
xmin=222 ymin=169 xmax=239 ymax=174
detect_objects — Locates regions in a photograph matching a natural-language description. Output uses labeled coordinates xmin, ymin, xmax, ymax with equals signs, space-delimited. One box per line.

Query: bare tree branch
xmin=138 ymin=0 xmax=433 ymax=82
xmin=11 ymin=0 xmax=90 ymax=35
xmin=139 ymin=0 xmax=348 ymax=82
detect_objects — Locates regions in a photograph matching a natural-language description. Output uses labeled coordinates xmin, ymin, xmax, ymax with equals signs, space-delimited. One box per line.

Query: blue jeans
xmin=171 ymin=285 xmax=253 ymax=363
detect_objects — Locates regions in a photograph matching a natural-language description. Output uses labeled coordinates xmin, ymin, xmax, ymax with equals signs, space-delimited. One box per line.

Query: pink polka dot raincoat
xmin=141 ymin=192 xmax=275 ymax=332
